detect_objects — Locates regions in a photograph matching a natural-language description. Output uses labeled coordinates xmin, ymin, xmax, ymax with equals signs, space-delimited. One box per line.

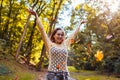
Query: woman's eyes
xmin=57 ymin=34 xmax=64 ymax=36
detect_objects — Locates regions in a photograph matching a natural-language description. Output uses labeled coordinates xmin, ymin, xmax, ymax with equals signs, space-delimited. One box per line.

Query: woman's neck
xmin=53 ymin=42 xmax=64 ymax=47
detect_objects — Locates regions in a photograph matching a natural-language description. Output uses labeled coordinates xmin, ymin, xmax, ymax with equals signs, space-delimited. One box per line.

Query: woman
xmin=28 ymin=9 xmax=86 ymax=80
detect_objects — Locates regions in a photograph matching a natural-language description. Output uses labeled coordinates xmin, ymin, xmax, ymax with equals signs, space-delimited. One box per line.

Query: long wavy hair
xmin=50 ymin=27 xmax=65 ymax=43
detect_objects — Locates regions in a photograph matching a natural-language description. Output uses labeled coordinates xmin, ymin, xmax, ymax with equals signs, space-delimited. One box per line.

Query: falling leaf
xmin=94 ymin=50 xmax=104 ymax=61
xmin=56 ymin=64 xmax=60 ymax=69
xmin=106 ymin=34 xmax=113 ymax=39
xmin=70 ymin=39 xmax=74 ymax=44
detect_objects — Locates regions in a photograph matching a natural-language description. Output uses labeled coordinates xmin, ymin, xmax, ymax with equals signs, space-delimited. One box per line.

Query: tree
xmin=67 ymin=0 xmax=120 ymax=74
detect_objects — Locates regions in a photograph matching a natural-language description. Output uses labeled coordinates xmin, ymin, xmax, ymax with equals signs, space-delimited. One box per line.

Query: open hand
xmin=27 ymin=9 xmax=37 ymax=16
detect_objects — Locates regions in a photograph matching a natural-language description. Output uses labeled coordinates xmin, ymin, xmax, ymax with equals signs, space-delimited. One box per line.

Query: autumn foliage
xmin=94 ymin=50 xmax=104 ymax=61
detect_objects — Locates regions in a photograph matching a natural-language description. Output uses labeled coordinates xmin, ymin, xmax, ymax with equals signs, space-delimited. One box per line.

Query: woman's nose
xmin=59 ymin=35 xmax=62 ymax=37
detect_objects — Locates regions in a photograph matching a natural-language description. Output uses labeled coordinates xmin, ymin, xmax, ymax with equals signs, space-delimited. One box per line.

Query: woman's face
xmin=54 ymin=30 xmax=65 ymax=44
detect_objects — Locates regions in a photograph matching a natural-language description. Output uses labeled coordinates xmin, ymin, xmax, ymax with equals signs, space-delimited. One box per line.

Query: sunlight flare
xmin=102 ymin=0 xmax=120 ymax=13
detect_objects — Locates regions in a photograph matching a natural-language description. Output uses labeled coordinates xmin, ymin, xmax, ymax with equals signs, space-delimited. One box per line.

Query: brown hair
xmin=50 ymin=27 xmax=65 ymax=43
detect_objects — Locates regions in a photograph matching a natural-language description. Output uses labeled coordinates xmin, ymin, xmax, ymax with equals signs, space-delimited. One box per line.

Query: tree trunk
xmin=16 ymin=14 xmax=31 ymax=60
xmin=15 ymin=0 xmax=39 ymax=60
xmin=25 ymin=19 xmax=36 ymax=64
xmin=0 ymin=0 xmax=3 ymax=28
xmin=2 ymin=0 xmax=12 ymax=39
xmin=25 ymin=2 xmax=47 ymax=64
xmin=0 ymin=0 xmax=3 ymax=38
xmin=36 ymin=44 xmax=46 ymax=71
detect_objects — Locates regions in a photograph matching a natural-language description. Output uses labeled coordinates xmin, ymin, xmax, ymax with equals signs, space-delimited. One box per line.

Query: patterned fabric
xmin=48 ymin=46 xmax=68 ymax=72
xmin=47 ymin=44 xmax=76 ymax=80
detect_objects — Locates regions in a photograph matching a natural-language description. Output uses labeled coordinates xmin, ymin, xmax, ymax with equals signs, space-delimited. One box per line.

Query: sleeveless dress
xmin=47 ymin=44 xmax=75 ymax=80
xmin=48 ymin=45 xmax=68 ymax=72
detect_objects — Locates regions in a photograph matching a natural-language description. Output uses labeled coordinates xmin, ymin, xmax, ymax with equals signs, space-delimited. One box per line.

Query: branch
xmin=16 ymin=0 xmax=39 ymax=60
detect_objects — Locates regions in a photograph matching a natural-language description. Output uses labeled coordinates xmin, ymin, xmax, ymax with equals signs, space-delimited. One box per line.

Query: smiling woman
xmin=50 ymin=28 xmax=65 ymax=44
xmin=27 ymin=8 xmax=86 ymax=80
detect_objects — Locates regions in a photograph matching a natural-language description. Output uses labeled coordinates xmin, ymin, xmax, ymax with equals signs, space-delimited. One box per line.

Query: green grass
xmin=0 ymin=73 xmax=35 ymax=80
xmin=68 ymin=66 xmax=119 ymax=80
xmin=0 ymin=55 xmax=120 ymax=80
xmin=0 ymin=56 xmax=36 ymax=80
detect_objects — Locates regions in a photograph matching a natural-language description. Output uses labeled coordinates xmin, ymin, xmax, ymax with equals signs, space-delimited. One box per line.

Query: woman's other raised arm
xmin=65 ymin=21 xmax=86 ymax=48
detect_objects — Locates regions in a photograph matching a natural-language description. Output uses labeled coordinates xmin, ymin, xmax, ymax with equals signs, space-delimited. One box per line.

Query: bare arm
xmin=28 ymin=9 xmax=52 ymax=51
xmin=65 ymin=21 xmax=86 ymax=48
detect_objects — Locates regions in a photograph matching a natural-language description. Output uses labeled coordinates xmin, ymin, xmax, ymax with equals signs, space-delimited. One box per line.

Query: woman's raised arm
xmin=28 ymin=9 xmax=52 ymax=51
xmin=65 ymin=21 xmax=86 ymax=48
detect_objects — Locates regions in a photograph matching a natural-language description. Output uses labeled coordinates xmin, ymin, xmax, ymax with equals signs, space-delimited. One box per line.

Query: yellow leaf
xmin=101 ymin=24 xmax=108 ymax=28
xmin=75 ymin=4 xmax=81 ymax=11
xmin=83 ymin=4 xmax=88 ymax=10
xmin=83 ymin=4 xmax=91 ymax=12
xmin=83 ymin=4 xmax=96 ymax=15
xmin=47 ymin=10 xmax=52 ymax=15
xmin=17 ymin=22 xmax=22 ymax=27
xmin=94 ymin=50 xmax=104 ymax=61
xmin=2 ymin=0 xmax=8 ymax=6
